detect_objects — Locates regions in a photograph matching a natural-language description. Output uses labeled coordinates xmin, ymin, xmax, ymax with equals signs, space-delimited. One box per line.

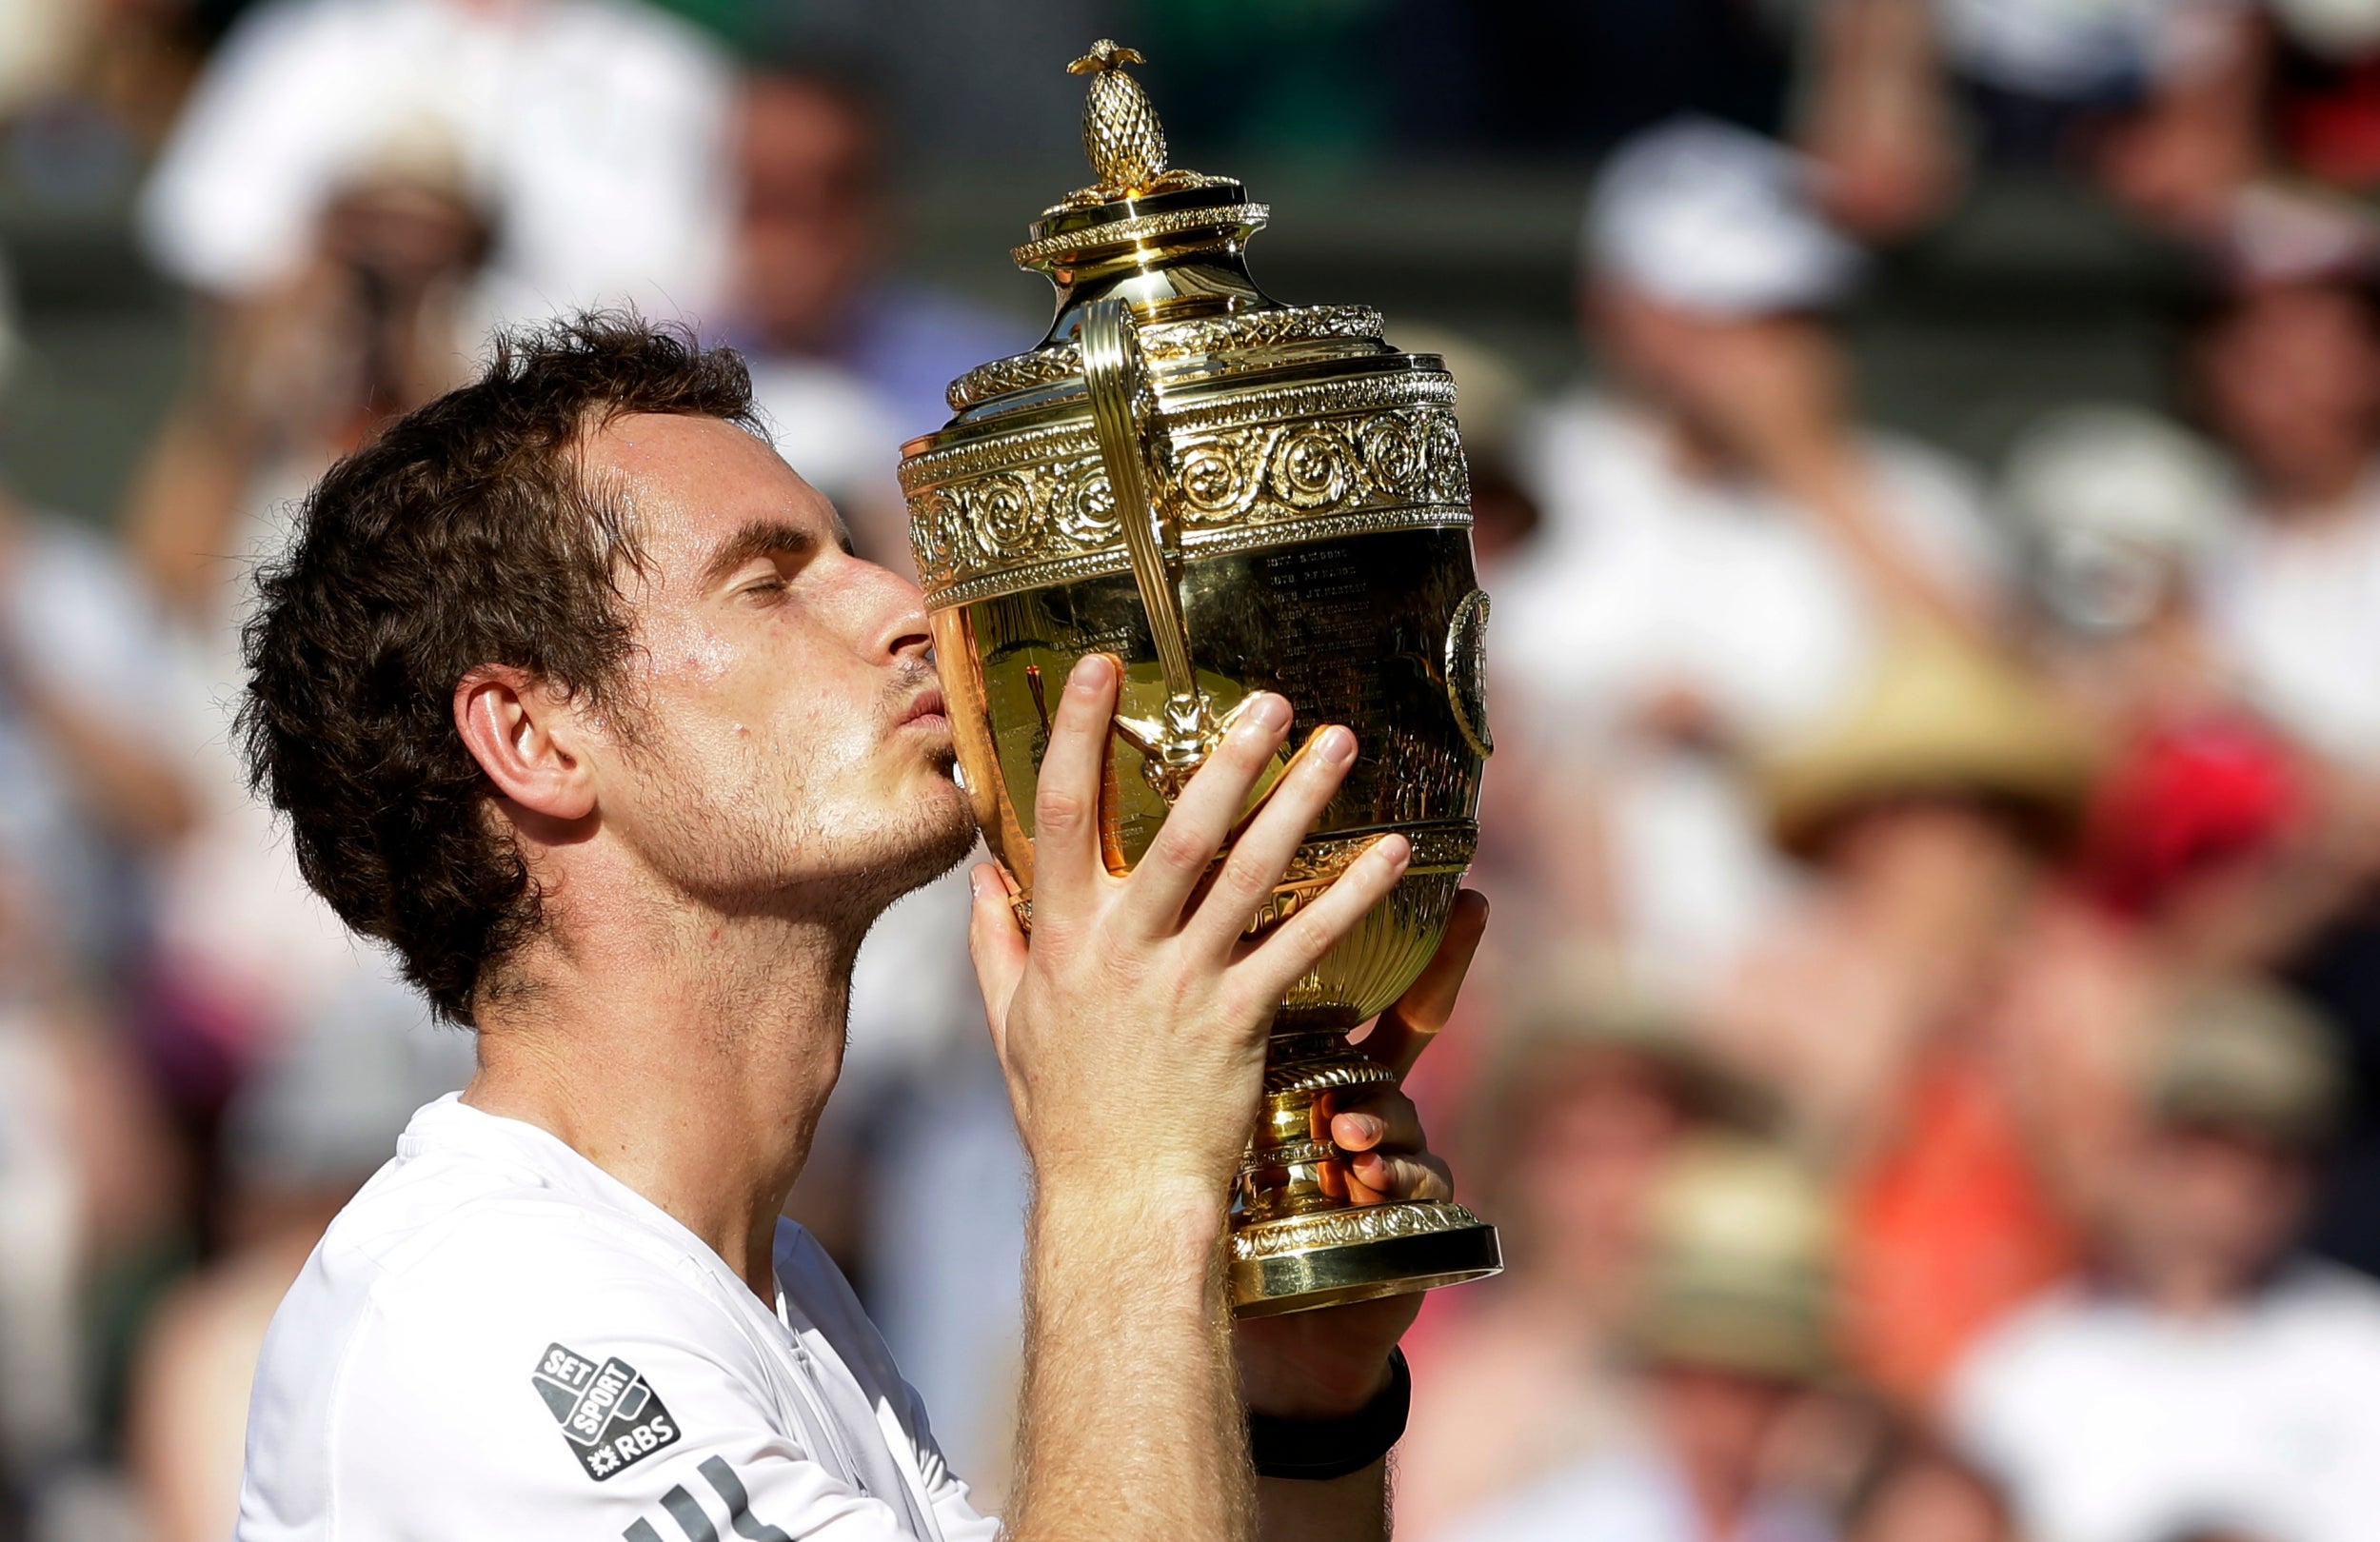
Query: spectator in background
xmin=2191 ymin=198 xmax=2380 ymax=776
xmin=0 ymin=273 xmax=194 ymax=1530
xmin=1999 ymin=379 xmax=2380 ymax=1296
xmin=1804 ymin=0 xmax=2262 ymax=237
xmin=0 ymin=848 xmax=186 ymax=1531
xmin=726 ymin=53 xmax=1023 ymax=568
xmin=2003 ymin=402 xmax=2238 ymax=725
xmin=138 ymin=0 xmax=734 ymax=327
xmin=2166 ymin=184 xmax=2380 ymax=1287
xmin=1950 ymin=979 xmax=2380 ymax=1542
xmin=1497 ymin=116 xmax=2006 ymax=998
xmin=1445 ymin=1139 xmax=1841 ymax=1542
xmin=0 ymin=483 xmax=191 ymax=980
xmin=1397 ymin=956 xmax=1769 ymax=1540
xmin=2001 ymin=403 xmax=2347 ymax=971
xmin=1706 ymin=633 xmax=2111 ymax=1407
xmin=126 ymin=1000 xmax=468 ymax=1542
xmin=121 ymin=136 xmax=485 ymax=1164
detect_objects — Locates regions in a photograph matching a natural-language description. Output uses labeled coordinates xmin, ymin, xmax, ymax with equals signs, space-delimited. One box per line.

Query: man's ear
xmin=454 ymin=667 xmax=598 ymax=823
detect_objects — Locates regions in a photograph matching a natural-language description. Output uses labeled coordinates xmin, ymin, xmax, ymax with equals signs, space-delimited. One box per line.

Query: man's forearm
xmin=1258 ymin=1465 xmax=1387 ymax=1542
xmin=1007 ymin=1184 xmax=1253 ymax=1542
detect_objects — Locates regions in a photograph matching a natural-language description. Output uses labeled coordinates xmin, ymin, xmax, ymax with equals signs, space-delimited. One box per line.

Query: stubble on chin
xmin=634 ymin=717 xmax=977 ymax=933
xmin=886 ymin=759 xmax=980 ymax=891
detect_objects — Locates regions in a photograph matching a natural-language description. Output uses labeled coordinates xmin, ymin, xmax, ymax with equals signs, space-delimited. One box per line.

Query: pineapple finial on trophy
xmin=1062 ymin=40 xmax=1220 ymax=205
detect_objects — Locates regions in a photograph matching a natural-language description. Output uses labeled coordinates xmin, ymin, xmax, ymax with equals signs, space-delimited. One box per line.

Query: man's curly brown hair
xmin=240 ymin=312 xmax=761 ymax=1025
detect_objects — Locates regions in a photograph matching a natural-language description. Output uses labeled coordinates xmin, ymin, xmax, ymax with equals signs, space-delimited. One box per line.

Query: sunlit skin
xmin=1505 ymin=1051 xmax=1689 ymax=1300
xmin=736 ymin=74 xmax=883 ymax=355
xmin=2111 ymin=1124 xmax=2315 ymax=1317
xmin=446 ymin=412 xmax=1475 ymax=1540
xmin=1650 ymin=1365 xmax=1802 ymax=1538
xmin=560 ymin=415 xmax=967 ymax=920
xmin=455 ymin=413 xmax=974 ymax=1292
xmin=2196 ymin=284 xmax=2380 ymax=514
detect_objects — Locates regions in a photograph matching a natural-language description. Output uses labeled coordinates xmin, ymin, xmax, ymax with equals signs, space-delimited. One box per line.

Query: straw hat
xmin=2152 ymin=979 xmax=2346 ymax=1148
xmin=1759 ymin=630 xmax=2101 ymax=860
xmin=1627 ymin=1138 xmax=1838 ymax=1383
xmin=1485 ymin=949 xmax=1776 ymax=1134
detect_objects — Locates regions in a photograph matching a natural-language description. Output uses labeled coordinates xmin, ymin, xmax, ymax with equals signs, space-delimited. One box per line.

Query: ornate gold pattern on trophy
xmin=905 ymin=373 xmax=1473 ymax=608
xmin=945 ymin=305 xmax=1388 ymax=413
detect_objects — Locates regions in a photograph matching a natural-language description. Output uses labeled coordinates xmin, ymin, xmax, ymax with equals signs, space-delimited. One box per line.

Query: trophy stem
xmin=1229 ymin=1020 xmax=1502 ymax=1317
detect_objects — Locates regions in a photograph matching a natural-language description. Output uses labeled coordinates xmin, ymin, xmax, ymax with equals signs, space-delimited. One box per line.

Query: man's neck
xmin=464 ymin=893 xmax=861 ymax=1301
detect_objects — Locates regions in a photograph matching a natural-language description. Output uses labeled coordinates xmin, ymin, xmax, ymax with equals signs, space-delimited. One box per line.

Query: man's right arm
xmin=965 ymin=655 xmax=1412 ymax=1542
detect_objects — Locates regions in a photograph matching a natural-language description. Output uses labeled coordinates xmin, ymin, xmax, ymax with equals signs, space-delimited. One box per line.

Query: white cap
xmin=1584 ymin=116 xmax=1865 ymax=318
xmin=2003 ymin=404 xmax=2238 ymax=634
xmin=2005 ymin=404 xmax=2236 ymax=555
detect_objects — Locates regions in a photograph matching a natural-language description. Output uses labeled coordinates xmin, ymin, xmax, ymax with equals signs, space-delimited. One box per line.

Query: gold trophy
xmin=901 ymin=40 xmax=1501 ymax=1316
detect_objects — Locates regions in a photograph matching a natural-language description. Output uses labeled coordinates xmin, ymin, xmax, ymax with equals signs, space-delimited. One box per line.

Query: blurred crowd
xmin=7 ymin=3 xmax=2380 ymax=1542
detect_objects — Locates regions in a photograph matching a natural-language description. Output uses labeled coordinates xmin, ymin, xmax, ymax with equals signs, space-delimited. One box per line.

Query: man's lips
xmin=901 ymin=686 xmax=949 ymax=731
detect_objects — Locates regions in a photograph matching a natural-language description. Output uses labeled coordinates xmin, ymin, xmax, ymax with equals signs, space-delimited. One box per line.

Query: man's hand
xmin=966 ymin=653 xmax=1414 ymax=1205
xmin=969 ymin=653 xmax=1420 ymax=1542
xmin=1235 ymin=891 xmax=1489 ymax=1419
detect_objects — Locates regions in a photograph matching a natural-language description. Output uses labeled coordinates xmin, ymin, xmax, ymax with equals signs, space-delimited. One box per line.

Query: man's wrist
xmin=1032 ymin=1172 xmax=1230 ymax=1255
xmin=1242 ymin=1350 xmax=1395 ymax=1421
xmin=1248 ymin=1349 xmax=1410 ymax=1481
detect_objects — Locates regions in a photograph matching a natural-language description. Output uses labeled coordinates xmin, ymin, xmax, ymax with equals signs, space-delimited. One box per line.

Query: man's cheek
xmin=632 ymin=607 xmax=733 ymax=683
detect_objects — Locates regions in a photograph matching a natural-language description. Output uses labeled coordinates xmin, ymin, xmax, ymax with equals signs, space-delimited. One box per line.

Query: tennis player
xmin=231 ymin=314 xmax=1482 ymax=1542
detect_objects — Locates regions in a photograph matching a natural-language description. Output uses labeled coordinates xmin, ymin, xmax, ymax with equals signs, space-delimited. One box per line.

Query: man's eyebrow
xmin=700 ymin=519 xmax=820 ymax=586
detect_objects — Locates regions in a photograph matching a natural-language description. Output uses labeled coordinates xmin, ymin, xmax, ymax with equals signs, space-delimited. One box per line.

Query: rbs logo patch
xmin=531 ymin=1342 xmax=682 ymax=1481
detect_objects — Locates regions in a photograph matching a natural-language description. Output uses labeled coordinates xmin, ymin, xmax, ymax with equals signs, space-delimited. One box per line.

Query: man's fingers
xmin=1359 ymin=889 xmax=1489 ymax=1081
xmin=1116 ymin=693 xmax=1294 ymax=936
xmin=1028 ymin=655 xmax=1121 ymax=911
xmin=1237 ymin=832 xmax=1410 ymax=1003
xmin=965 ymin=861 xmax=1028 ymax=1064
xmin=1326 ymin=1089 xmax=1425 ymax=1156
xmin=1186 ymin=724 xmax=1360 ymax=954
xmin=1346 ymin=1151 xmax=1452 ymax=1206
xmin=1329 ymin=1089 xmax=1440 ymax=1207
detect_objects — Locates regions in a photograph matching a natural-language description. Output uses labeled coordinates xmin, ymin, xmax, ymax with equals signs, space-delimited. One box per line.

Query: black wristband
xmin=1247 ymin=1348 xmax=1411 ymax=1481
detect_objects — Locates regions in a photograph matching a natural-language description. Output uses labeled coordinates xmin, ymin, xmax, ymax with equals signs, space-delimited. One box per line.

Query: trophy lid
xmin=902 ymin=40 xmax=1471 ymax=642
xmin=1010 ymin=42 xmax=1280 ymax=345
xmin=937 ymin=41 xmax=1407 ymax=420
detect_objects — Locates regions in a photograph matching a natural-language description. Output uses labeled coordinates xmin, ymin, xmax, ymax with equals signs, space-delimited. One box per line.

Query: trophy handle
xmin=1078 ymin=296 xmax=1227 ymax=800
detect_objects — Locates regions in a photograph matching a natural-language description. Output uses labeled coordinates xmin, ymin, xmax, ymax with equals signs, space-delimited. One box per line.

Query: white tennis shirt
xmin=236 ymin=1095 xmax=1000 ymax=1542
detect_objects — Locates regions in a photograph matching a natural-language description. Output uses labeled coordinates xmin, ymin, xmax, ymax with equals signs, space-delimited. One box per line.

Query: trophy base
xmin=1229 ymin=1199 xmax=1502 ymax=1318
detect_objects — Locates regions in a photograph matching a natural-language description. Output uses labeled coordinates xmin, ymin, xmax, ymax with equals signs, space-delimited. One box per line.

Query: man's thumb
xmin=965 ymin=861 xmax=1028 ymax=1061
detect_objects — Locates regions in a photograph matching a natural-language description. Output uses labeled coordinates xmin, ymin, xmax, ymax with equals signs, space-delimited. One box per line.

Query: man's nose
xmin=863 ymin=564 xmax=934 ymax=665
